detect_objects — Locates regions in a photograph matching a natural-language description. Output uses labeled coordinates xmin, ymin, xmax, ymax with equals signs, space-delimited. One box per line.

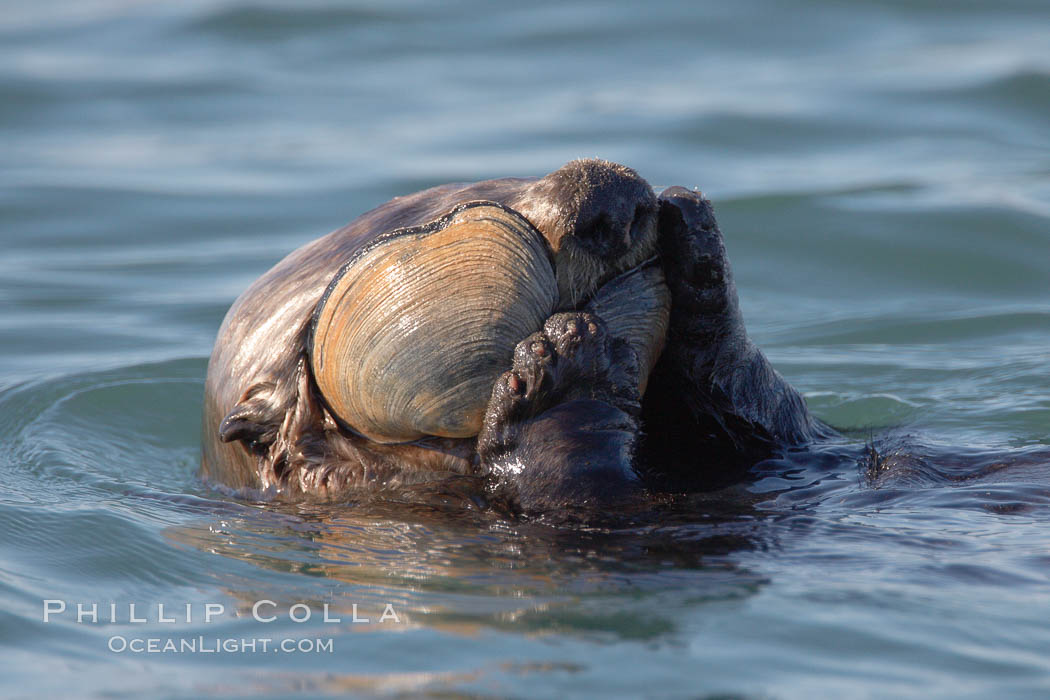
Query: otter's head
xmin=510 ymin=159 xmax=659 ymax=308
xmin=308 ymin=160 xmax=665 ymax=447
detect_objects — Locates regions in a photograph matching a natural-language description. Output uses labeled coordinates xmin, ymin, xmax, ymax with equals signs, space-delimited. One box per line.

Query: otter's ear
xmin=218 ymin=382 xmax=281 ymax=453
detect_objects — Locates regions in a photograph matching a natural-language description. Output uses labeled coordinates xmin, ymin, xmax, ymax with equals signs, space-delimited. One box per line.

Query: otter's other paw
xmin=640 ymin=187 xmax=821 ymax=489
xmin=656 ymin=187 xmax=740 ymax=345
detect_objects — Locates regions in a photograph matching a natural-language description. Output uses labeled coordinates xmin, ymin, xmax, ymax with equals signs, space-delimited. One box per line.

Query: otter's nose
xmin=573 ymin=200 xmax=655 ymax=259
xmin=561 ymin=159 xmax=657 ymax=259
xmin=514 ymin=159 xmax=658 ymax=259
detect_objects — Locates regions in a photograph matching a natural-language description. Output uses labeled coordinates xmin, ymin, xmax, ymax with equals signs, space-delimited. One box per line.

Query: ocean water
xmin=2 ymin=1 xmax=1049 ymax=697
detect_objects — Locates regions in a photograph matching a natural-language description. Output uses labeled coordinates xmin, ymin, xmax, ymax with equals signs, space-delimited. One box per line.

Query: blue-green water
xmin=3 ymin=1 xmax=1049 ymax=697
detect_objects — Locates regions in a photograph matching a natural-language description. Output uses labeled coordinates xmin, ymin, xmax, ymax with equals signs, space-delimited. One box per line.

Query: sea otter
xmin=202 ymin=159 xmax=823 ymax=511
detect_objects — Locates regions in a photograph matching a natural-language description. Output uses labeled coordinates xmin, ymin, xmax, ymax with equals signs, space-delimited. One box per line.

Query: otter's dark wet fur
xmin=202 ymin=159 xmax=822 ymax=511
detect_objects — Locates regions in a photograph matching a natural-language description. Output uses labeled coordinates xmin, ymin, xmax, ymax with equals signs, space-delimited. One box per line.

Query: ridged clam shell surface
xmin=311 ymin=203 xmax=558 ymax=444
xmin=584 ymin=260 xmax=670 ymax=396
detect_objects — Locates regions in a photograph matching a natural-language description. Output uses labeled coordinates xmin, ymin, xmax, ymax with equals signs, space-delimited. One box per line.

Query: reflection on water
xmin=167 ymin=490 xmax=773 ymax=641
xmin=170 ymin=432 xmax=1050 ymax=646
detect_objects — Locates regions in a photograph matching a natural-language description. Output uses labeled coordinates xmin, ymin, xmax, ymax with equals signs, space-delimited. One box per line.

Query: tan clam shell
xmin=310 ymin=202 xmax=558 ymax=444
xmin=585 ymin=260 xmax=670 ymax=396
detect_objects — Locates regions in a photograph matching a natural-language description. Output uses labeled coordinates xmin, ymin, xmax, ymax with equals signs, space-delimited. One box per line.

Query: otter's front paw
xmin=477 ymin=312 xmax=642 ymax=511
xmin=479 ymin=311 xmax=626 ymax=458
